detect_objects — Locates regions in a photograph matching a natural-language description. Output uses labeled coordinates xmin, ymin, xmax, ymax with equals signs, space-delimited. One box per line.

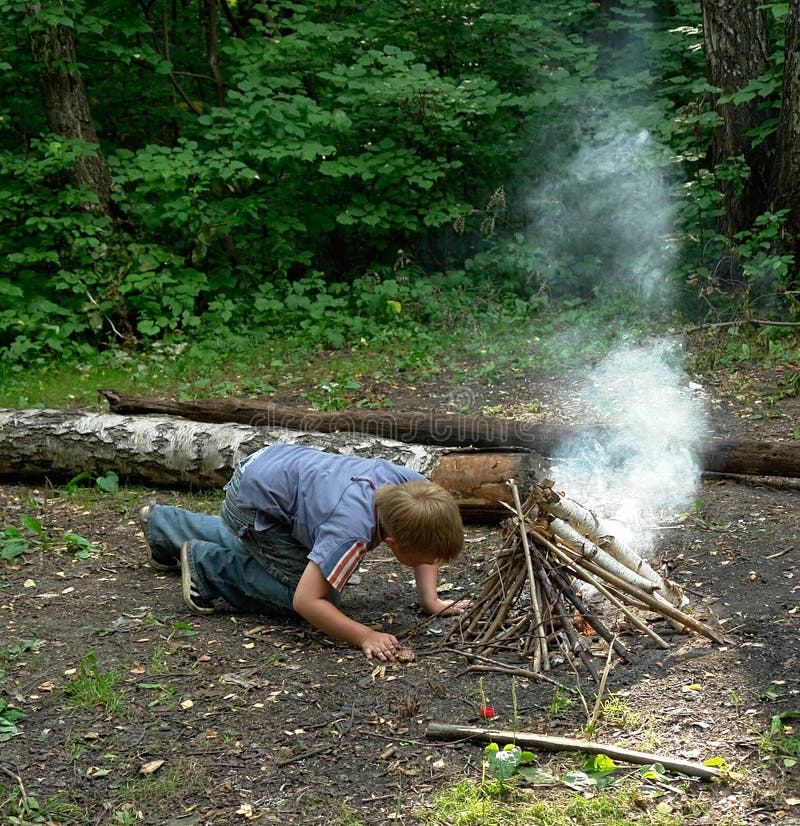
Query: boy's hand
xmin=424 ymin=597 xmax=471 ymax=617
xmin=359 ymin=630 xmax=401 ymax=662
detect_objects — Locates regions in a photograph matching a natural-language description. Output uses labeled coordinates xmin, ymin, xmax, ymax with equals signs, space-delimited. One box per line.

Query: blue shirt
xmin=235 ymin=445 xmax=425 ymax=590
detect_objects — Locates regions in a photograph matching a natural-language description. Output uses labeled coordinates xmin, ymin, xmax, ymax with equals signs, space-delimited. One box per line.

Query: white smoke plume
xmin=527 ymin=119 xmax=676 ymax=307
xmin=551 ymin=339 xmax=705 ymax=556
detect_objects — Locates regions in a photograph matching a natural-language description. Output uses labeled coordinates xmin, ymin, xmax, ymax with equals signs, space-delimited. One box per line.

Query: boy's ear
xmin=382 ymin=535 xmax=398 ymax=551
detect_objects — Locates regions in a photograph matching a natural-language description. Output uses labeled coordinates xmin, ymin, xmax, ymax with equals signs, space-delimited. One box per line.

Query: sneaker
xmin=181 ymin=541 xmax=216 ymax=615
xmin=139 ymin=506 xmax=180 ymax=572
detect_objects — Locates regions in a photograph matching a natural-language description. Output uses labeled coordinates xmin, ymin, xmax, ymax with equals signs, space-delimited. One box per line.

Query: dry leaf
xmin=139 ymin=759 xmax=165 ymax=775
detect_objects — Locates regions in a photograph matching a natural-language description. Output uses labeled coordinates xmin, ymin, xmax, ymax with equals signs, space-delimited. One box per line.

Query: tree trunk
xmin=0 ymin=409 xmax=544 ymax=518
xmin=700 ymin=0 xmax=772 ymax=237
xmin=26 ymin=1 xmax=114 ymax=216
xmin=771 ymin=1 xmax=800 ymax=265
xmin=100 ymin=390 xmax=800 ymax=479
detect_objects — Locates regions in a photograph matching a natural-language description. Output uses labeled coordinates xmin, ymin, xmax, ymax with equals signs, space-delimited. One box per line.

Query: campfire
xmin=441 ymin=479 xmax=725 ymax=682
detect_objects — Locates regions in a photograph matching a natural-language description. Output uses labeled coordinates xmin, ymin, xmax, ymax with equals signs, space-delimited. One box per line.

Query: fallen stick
xmin=425 ymin=722 xmax=721 ymax=779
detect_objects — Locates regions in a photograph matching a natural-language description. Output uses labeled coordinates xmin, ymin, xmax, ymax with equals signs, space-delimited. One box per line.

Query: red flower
xmin=478 ymin=706 xmax=495 ymax=719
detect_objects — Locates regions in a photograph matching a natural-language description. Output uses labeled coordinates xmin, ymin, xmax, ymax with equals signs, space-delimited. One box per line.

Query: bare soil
xmin=1 ymin=348 xmax=799 ymax=826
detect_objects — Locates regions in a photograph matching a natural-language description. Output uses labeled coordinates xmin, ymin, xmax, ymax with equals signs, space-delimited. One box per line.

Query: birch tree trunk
xmin=0 ymin=409 xmax=440 ymax=489
xmin=772 ymin=1 xmax=800 ymax=263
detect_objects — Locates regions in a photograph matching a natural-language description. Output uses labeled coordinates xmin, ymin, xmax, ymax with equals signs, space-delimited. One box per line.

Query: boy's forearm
xmin=294 ymin=593 xmax=373 ymax=648
xmin=413 ymin=563 xmax=441 ymax=613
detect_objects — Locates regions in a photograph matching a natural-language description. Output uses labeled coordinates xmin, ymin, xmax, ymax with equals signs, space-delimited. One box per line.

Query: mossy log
xmin=100 ymin=390 xmax=800 ymax=478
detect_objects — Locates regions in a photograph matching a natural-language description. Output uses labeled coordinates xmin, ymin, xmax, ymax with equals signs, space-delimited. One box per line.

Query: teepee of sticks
xmin=443 ymin=479 xmax=725 ymax=681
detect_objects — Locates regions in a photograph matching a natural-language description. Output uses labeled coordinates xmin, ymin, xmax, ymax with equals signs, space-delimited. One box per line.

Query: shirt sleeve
xmin=312 ymin=538 xmax=368 ymax=592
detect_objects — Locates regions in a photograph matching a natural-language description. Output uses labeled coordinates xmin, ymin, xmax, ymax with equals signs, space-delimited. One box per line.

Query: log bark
xmin=425 ymin=722 xmax=721 ymax=779
xmin=99 ymin=390 xmax=800 ymax=479
xmin=0 ymin=409 xmax=543 ymax=517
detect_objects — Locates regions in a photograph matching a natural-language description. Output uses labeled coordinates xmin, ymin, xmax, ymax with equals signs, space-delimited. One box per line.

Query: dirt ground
xmin=1 ymin=345 xmax=799 ymax=826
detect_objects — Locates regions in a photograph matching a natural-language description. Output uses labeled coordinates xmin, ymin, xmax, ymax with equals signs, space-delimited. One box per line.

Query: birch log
xmin=0 ymin=409 xmax=543 ymax=515
xmin=533 ymin=483 xmax=686 ymax=607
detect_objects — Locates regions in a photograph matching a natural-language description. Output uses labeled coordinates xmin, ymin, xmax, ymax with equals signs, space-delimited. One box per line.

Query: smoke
xmin=550 ymin=339 xmax=705 ymax=554
xmin=522 ymin=101 xmax=703 ymax=554
xmin=527 ymin=118 xmax=676 ymax=307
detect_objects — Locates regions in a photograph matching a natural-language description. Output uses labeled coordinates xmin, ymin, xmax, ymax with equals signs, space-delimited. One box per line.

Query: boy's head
xmin=375 ymin=481 xmax=464 ymax=564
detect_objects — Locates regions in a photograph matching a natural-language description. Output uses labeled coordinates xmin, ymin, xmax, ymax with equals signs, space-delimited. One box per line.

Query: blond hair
xmin=375 ymin=481 xmax=463 ymax=562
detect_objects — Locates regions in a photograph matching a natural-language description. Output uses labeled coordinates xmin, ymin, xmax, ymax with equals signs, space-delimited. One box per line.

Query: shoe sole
xmin=148 ymin=557 xmax=180 ymax=573
xmin=180 ymin=541 xmax=215 ymax=615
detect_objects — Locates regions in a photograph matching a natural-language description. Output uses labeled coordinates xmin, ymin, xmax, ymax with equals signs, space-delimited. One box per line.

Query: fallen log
xmin=100 ymin=390 xmax=800 ymax=478
xmin=425 ymin=722 xmax=721 ymax=779
xmin=0 ymin=409 xmax=543 ymax=517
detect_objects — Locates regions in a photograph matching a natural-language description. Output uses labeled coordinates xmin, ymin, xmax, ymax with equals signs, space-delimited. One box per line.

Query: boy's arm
xmin=293 ymin=561 xmax=400 ymax=662
xmin=413 ymin=563 xmax=470 ymax=616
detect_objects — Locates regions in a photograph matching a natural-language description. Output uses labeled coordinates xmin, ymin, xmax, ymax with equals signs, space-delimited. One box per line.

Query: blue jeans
xmin=144 ymin=503 xmax=305 ymax=614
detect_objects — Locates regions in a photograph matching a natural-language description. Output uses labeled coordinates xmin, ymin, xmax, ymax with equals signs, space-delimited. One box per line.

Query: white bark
xmin=535 ymin=487 xmax=686 ymax=607
xmin=549 ymin=518 xmax=658 ymax=593
xmin=0 ymin=409 xmax=442 ymax=488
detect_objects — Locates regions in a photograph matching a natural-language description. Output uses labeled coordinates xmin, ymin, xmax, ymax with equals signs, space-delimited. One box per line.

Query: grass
xmin=115 ymin=756 xmax=209 ymax=811
xmin=64 ymin=649 xmax=126 ymax=715
xmin=418 ymin=776 xmax=692 ymax=826
xmin=0 ymin=293 xmax=667 ymax=411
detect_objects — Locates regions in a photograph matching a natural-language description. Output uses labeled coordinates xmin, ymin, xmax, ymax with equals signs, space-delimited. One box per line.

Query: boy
xmin=140 ymin=444 xmax=467 ymax=662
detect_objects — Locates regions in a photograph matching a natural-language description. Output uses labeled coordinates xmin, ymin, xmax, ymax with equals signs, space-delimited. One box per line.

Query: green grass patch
xmin=64 ymin=649 xmax=127 ymax=715
xmin=418 ymin=776 xmax=693 ymax=826
xmin=0 ymin=288 xmax=671 ymax=411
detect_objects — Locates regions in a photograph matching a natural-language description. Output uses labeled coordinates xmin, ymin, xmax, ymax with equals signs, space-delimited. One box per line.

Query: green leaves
xmin=1 ymin=526 xmax=29 ymax=561
xmin=0 ymin=699 xmax=26 ymax=743
xmin=484 ymin=742 xmax=537 ymax=784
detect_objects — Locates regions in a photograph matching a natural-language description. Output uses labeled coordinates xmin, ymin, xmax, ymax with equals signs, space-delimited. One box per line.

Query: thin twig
xmin=508 ymin=479 xmax=549 ymax=671
xmin=588 ymin=636 xmax=617 ymax=730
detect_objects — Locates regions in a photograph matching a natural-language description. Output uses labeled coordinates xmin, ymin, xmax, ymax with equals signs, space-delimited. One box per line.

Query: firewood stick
xmin=509 ymin=480 xmax=549 ymax=672
xmin=542 ymin=560 xmax=629 ymax=661
xmin=482 ymin=613 xmax=536 ymax=659
xmin=477 ymin=566 xmax=528 ymax=644
xmin=552 ymin=535 xmax=725 ymax=643
xmin=443 ymin=555 xmax=516 ymax=642
xmin=425 ymin=723 xmax=721 ymax=779
xmin=538 ymin=530 xmax=725 ymax=644
xmin=549 ymin=518 xmax=657 ymax=593
xmin=534 ymin=485 xmax=686 ymax=607
xmin=537 ymin=535 xmax=672 ymax=649
xmin=533 ymin=560 xmax=601 ymax=682
xmin=570 ymin=566 xmax=672 ymax=650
